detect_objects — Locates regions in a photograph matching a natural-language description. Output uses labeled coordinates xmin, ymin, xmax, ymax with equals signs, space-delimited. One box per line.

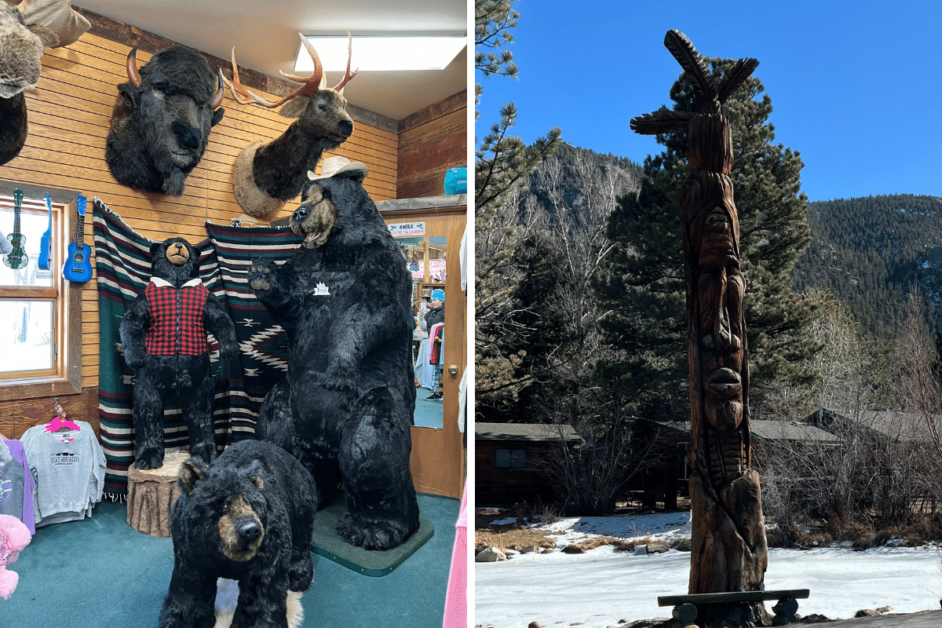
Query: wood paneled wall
xmin=397 ymin=90 xmax=467 ymax=199
xmin=0 ymin=19 xmax=399 ymax=438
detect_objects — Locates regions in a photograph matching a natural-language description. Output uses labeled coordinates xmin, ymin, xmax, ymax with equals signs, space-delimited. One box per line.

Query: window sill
xmin=0 ymin=372 xmax=82 ymax=402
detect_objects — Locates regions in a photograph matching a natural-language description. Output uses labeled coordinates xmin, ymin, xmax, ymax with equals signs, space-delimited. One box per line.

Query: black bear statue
xmin=119 ymin=237 xmax=239 ymax=469
xmin=158 ymin=440 xmax=318 ymax=628
xmin=249 ymin=162 xmax=420 ymax=550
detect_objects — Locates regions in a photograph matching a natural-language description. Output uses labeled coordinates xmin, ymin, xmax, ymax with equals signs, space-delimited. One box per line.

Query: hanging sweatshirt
xmin=20 ymin=421 xmax=105 ymax=526
xmin=0 ymin=438 xmax=36 ymax=533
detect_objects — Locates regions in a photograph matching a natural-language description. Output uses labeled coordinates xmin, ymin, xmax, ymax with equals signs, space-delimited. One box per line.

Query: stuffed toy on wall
xmin=249 ymin=162 xmax=420 ymax=550
xmin=158 ymin=440 xmax=317 ymax=628
xmin=119 ymin=237 xmax=239 ymax=470
xmin=0 ymin=513 xmax=31 ymax=600
xmin=0 ymin=0 xmax=90 ymax=166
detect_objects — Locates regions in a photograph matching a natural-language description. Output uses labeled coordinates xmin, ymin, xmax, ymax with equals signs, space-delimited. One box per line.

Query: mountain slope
xmin=792 ymin=194 xmax=942 ymax=336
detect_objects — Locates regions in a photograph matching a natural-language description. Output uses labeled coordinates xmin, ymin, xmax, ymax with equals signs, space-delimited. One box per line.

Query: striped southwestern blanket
xmin=93 ymin=199 xmax=303 ymax=497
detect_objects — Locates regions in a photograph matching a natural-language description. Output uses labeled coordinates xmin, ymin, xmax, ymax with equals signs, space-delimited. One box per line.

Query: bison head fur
xmin=106 ymin=46 xmax=225 ymax=197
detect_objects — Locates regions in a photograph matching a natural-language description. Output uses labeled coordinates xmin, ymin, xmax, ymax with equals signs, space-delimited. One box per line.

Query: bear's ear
xmin=149 ymin=241 xmax=163 ymax=258
xmin=178 ymin=459 xmax=209 ymax=495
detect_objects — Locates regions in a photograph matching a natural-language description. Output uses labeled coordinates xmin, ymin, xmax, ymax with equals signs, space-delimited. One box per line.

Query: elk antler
xmin=222 ymin=33 xmax=357 ymax=107
xmin=223 ymin=33 xmax=325 ymax=108
xmin=126 ymin=46 xmax=142 ymax=87
xmin=332 ymin=32 xmax=358 ymax=93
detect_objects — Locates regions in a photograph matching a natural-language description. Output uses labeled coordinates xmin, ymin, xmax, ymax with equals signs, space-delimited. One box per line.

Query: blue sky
xmin=476 ymin=0 xmax=942 ymax=201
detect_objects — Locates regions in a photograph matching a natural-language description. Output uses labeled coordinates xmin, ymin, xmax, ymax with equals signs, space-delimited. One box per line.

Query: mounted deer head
xmin=0 ymin=0 xmax=90 ymax=166
xmin=222 ymin=33 xmax=359 ymax=220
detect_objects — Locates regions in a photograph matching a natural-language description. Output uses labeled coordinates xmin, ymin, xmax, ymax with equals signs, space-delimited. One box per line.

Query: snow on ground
xmin=475 ymin=512 xmax=942 ymax=628
xmin=536 ymin=511 xmax=692 ymax=546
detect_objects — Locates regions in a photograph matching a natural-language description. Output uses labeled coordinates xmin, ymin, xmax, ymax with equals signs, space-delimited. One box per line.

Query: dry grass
xmin=571 ymin=535 xmax=635 ymax=552
xmin=475 ymin=528 xmax=556 ymax=552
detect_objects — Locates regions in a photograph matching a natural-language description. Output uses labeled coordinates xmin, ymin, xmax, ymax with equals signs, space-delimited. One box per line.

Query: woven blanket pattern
xmin=94 ymin=199 xmax=303 ymax=496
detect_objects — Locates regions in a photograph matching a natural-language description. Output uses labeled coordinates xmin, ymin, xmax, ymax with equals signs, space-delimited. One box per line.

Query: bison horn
xmin=126 ymin=46 xmax=142 ymax=88
xmin=212 ymin=71 xmax=225 ymax=108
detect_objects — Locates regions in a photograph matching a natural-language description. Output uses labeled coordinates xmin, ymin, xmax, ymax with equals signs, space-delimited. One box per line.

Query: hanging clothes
xmin=20 ymin=421 xmax=105 ymax=527
xmin=0 ymin=437 xmax=36 ymax=534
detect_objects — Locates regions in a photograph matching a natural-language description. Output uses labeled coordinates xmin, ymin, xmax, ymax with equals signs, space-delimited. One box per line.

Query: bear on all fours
xmin=249 ymin=161 xmax=419 ymax=550
xmin=158 ymin=440 xmax=318 ymax=628
xmin=119 ymin=237 xmax=240 ymax=470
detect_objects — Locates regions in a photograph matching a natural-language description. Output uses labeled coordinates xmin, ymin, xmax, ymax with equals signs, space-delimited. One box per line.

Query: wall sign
xmin=389 ymin=222 xmax=425 ymax=237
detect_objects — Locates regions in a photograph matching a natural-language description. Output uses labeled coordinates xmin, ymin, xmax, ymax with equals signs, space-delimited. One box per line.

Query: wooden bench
xmin=658 ymin=589 xmax=810 ymax=626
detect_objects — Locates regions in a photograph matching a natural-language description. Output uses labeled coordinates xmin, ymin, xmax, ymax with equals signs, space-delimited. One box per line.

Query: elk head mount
xmin=223 ymin=33 xmax=358 ymax=220
xmin=0 ymin=0 xmax=90 ymax=166
xmin=105 ymin=46 xmax=225 ymax=197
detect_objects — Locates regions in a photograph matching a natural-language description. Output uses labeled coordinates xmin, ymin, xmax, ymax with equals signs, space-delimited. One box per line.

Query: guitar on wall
xmin=3 ymin=189 xmax=28 ymax=270
xmin=38 ymin=193 xmax=52 ymax=270
xmin=62 ymin=194 xmax=92 ymax=283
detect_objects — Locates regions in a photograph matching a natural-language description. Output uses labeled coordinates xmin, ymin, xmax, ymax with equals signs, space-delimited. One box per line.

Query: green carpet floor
xmin=0 ymin=494 xmax=459 ymax=628
xmin=414 ymin=387 xmax=444 ymax=429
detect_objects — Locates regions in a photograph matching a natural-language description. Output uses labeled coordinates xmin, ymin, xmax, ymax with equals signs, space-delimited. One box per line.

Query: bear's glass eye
xmin=223 ymin=501 xmax=230 ymax=512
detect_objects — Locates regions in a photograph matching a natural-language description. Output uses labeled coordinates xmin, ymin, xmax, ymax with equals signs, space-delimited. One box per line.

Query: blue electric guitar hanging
xmin=38 ymin=194 xmax=52 ymax=270
xmin=3 ymin=189 xmax=28 ymax=270
xmin=62 ymin=195 xmax=92 ymax=283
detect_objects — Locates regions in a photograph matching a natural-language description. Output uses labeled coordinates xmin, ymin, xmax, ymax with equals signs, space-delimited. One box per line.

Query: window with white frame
xmin=0 ymin=190 xmax=81 ymax=396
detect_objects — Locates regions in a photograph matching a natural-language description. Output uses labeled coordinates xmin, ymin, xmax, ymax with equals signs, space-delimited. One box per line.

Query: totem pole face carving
xmin=697 ymin=204 xmax=745 ymax=431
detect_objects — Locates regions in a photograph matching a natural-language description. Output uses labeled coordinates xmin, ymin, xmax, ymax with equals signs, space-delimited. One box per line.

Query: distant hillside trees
xmin=594 ymin=57 xmax=818 ymax=416
xmin=475 ymin=0 xmax=562 ymax=407
xmin=792 ymin=194 xmax=942 ymax=338
xmin=476 ymin=143 xmax=640 ymax=424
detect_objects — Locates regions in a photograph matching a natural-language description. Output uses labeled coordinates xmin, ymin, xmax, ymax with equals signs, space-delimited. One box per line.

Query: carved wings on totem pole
xmin=630 ymin=30 xmax=758 ymax=132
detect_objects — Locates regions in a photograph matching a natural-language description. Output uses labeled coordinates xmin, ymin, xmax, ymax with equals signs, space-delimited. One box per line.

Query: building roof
xmin=749 ymin=420 xmax=842 ymax=444
xmin=475 ymin=422 xmax=581 ymax=443
xmin=641 ymin=419 xmax=841 ymax=443
xmin=827 ymin=410 xmax=939 ymax=443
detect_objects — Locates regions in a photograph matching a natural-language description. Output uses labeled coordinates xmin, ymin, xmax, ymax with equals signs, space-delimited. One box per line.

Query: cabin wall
xmin=397 ymin=90 xmax=467 ymax=199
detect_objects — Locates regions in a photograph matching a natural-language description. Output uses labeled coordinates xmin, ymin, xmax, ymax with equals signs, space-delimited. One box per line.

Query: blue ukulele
xmin=62 ymin=195 xmax=92 ymax=283
xmin=3 ymin=189 xmax=28 ymax=270
xmin=38 ymin=194 xmax=52 ymax=270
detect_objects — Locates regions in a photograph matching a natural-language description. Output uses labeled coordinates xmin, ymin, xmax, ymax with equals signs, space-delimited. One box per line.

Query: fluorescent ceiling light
xmin=295 ymin=35 xmax=466 ymax=73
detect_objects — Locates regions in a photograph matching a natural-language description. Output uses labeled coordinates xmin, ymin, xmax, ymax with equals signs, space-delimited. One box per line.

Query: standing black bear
xmin=249 ymin=161 xmax=419 ymax=550
xmin=159 ymin=440 xmax=318 ymax=628
xmin=120 ymin=237 xmax=239 ymax=469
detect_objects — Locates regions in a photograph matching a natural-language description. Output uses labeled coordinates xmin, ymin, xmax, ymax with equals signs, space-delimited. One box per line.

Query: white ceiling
xmin=73 ymin=0 xmax=468 ymax=122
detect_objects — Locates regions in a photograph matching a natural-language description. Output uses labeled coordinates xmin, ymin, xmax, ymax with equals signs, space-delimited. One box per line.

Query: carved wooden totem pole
xmin=631 ymin=31 xmax=769 ymax=627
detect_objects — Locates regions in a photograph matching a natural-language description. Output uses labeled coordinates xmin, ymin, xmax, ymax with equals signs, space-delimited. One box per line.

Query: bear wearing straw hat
xmin=248 ymin=157 xmax=419 ymax=550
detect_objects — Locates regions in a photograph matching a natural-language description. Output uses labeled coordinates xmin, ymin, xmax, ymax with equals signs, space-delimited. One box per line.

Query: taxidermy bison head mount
xmin=0 ymin=0 xmax=89 ymax=166
xmin=106 ymin=46 xmax=225 ymax=197
xmin=222 ymin=33 xmax=358 ymax=220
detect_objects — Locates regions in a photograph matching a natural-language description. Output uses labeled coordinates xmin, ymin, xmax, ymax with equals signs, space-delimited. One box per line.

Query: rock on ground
xmin=476 ymin=547 xmax=507 ymax=562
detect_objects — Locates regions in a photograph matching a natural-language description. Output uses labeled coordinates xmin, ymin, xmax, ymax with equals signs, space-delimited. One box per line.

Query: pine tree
xmin=595 ymin=57 xmax=818 ymax=416
xmin=475 ymin=0 xmax=561 ymax=405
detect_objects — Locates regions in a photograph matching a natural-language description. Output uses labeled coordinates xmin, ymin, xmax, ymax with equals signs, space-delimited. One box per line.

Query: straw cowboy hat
xmin=307 ymin=156 xmax=369 ymax=181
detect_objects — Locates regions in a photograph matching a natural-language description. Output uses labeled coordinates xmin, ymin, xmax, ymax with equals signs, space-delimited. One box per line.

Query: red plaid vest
xmin=144 ymin=281 xmax=211 ymax=356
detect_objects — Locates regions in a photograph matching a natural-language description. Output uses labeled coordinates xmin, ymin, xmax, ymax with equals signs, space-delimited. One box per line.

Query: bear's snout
xmin=293 ymin=206 xmax=309 ymax=222
xmin=238 ymin=520 xmax=262 ymax=543
xmin=218 ymin=494 xmax=265 ymax=561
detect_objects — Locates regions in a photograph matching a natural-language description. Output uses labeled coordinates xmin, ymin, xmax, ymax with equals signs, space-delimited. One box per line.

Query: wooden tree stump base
xmin=126 ymin=449 xmax=190 ymax=537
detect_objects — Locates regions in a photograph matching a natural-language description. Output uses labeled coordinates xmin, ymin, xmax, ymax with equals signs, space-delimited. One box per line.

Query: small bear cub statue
xmin=119 ymin=237 xmax=239 ymax=469
xmin=158 ymin=440 xmax=318 ymax=628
